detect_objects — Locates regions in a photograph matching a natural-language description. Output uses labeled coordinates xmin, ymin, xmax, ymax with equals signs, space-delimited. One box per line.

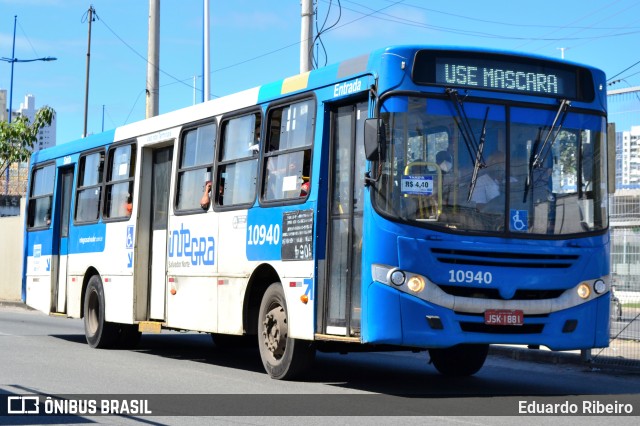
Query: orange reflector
xmin=300 ymin=294 xmax=309 ymax=304
xmin=170 ymin=288 xmax=176 ymax=295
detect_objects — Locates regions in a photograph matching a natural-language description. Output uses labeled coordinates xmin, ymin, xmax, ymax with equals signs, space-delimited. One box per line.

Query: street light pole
xmin=8 ymin=15 xmax=17 ymax=125
xmin=4 ymin=15 xmax=17 ymax=196
xmin=2 ymin=15 xmax=57 ymax=195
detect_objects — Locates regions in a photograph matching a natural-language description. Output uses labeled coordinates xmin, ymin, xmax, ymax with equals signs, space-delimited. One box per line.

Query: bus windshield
xmin=372 ymin=95 xmax=608 ymax=235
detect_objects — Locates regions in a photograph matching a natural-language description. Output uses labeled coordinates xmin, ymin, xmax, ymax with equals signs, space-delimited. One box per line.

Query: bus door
xmin=323 ymin=101 xmax=367 ymax=337
xmin=148 ymin=145 xmax=173 ymax=320
xmin=52 ymin=167 xmax=74 ymax=314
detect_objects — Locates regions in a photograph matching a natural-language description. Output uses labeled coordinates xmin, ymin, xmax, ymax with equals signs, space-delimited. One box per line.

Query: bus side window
xmin=216 ymin=112 xmax=260 ymax=207
xmin=103 ymin=143 xmax=136 ymax=220
xmin=27 ymin=164 xmax=55 ymax=228
xmin=176 ymin=123 xmax=216 ymax=211
xmin=75 ymin=151 xmax=104 ymax=223
xmin=261 ymin=98 xmax=314 ymax=202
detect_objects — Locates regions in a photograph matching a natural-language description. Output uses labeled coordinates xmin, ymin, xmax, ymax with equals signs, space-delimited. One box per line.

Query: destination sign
xmin=413 ymin=50 xmax=594 ymax=101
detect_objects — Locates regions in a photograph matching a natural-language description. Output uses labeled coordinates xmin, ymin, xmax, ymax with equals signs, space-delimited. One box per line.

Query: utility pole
xmin=300 ymin=0 xmax=314 ymax=73
xmin=146 ymin=0 xmax=160 ymax=118
xmin=83 ymin=5 xmax=95 ymax=138
xmin=203 ymin=0 xmax=210 ymax=102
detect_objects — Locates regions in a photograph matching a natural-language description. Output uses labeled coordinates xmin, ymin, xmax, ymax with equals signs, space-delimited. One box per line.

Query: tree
xmin=0 ymin=106 xmax=55 ymax=181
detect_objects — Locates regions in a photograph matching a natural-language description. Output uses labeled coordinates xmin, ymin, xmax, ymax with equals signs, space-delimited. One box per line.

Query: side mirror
xmin=364 ymin=118 xmax=384 ymax=161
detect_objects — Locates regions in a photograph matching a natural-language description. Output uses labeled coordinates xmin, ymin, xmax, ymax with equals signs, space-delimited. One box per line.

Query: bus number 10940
xmin=448 ymin=270 xmax=493 ymax=285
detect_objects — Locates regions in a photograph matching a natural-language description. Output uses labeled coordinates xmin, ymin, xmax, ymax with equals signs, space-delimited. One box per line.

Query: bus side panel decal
xmin=246 ymin=208 xmax=314 ymax=261
xmin=167 ymin=223 xmax=215 ymax=267
xmin=246 ymin=209 xmax=283 ymax=261
xmin=68 ymin=223 xmax=106 ymax=254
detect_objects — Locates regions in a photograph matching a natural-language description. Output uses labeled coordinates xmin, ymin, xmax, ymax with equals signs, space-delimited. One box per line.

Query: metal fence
xmin=588 ymin=193 xmax=640 ymax=369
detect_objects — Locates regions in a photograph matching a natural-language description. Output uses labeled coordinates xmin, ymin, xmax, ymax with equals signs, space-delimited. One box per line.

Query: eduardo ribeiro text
xmin=519 ymin=400 xmax=633 ymax=415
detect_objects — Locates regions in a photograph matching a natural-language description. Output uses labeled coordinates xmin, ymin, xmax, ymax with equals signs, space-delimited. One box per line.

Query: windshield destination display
xmin=412 ymin=50 xmax=594 ymax=100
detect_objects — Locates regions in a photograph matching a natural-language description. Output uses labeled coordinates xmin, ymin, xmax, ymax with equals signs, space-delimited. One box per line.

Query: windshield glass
xmin=372 ymin=95 xmax=608 ymax=235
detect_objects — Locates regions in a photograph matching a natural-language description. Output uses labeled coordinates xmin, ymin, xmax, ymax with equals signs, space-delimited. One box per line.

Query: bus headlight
xmin=593 ymin=279 xmax=606 ymax=295
xmin=407 ymin=276 xmax=426 ymax=293
xmin=577 ymin=283 xmax=591 ymax=299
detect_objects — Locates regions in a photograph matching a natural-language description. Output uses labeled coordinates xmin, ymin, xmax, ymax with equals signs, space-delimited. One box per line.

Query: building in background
xmin=1 ymin=92 xmax=56 ymax=152
xmin=0 ymin=92 xmax=56 ymax=202
xmin=0 ymin=90 xmax=6 ymax=122
xmin=13 ymin=94 xmax=57 ymax=152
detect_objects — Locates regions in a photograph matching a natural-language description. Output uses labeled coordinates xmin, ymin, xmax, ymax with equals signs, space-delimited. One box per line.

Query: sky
xmin=2 ymin=0 xmax=640 ymax=144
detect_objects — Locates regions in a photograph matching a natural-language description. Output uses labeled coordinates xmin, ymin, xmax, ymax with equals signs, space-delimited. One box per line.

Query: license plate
xmin=484 ymin=309 xmax=524 ymax=326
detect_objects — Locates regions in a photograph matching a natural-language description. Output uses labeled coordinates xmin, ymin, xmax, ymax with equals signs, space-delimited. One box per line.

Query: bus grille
xmin=431 ymin=248 xmax=578 ymax=269
xmin=439 ymin=285 xmax=565 ymax=301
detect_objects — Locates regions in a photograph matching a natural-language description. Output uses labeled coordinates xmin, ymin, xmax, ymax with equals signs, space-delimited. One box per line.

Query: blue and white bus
xmin=23 ymin=45 xmax=612 ymax=379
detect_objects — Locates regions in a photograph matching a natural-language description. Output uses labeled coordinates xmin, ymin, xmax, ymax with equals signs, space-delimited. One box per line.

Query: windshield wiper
xmin=446 ymin=89 xmax=485 ymax=166
xmin=524 ymin=99 xmax=571 ymax=202
xmin=467 ymin=107 xmax=490 ymax=202
xmin=533 ymin=99 xmax=571 ymax=169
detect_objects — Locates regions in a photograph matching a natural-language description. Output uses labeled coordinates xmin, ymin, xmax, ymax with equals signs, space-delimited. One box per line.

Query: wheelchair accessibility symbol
xmin=126 ymin=225 xmax=134 ymax=249
xmin=510 ymin=209 xmax=528 ymax=232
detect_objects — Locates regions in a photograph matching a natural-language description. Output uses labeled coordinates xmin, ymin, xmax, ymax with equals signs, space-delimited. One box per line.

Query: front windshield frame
xmin=371 ymin=93 xmax=608 ymax=238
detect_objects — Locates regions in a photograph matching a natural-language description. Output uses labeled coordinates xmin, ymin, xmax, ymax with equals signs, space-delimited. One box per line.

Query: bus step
xmin=138 ymin=321 xmax=163 ymax=333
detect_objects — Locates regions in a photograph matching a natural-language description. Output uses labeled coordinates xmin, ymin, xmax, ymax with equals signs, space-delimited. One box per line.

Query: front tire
xmin=429 ymin=344 xmax=489 ymax=376
xmin=83 ymin=275 xmax=119 ymax=348
xmin=258 ymin=283 xmax=315 ymax=380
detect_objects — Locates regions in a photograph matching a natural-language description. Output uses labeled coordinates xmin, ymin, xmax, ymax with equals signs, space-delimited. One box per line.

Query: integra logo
xmin=333 ymin=78 xmax=362 ymax=97
xmin=168 ymin=224 xmax=214 ymax=266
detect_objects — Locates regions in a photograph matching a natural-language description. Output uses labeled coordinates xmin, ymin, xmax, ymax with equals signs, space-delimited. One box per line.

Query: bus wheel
xmin=83 ymin=275 xmax=119 ymax=349
xmin=429 ymin=344 xmax=489 ymax=376
xmin=258 ymin=283 xmax=315 ymax=380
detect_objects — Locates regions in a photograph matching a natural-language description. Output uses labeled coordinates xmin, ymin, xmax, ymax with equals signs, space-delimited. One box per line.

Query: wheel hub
xmin=262 ymin=306 xmax=287 ymax=360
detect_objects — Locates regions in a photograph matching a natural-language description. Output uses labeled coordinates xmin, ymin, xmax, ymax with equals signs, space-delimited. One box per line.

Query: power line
xmin=379 ymin=0 xmax=640 ymax=31
xmin=16 ymin=20 xmax=40 ymax=58
xmin=531 ymin=0 xmax=640 ymax=53
xmin=312 ymin=0 xmax=342 ymax=69
xmin=95 ymin=12 xmax=197 ymax=94
xmin=319 ymin=0 xmax=640 ymax=42
xmin=608 ymin=59 xmax=640 ymax=82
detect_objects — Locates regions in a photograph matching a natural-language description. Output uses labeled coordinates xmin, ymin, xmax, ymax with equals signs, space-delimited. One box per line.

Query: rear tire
xmin=258 ymin=283 xmax=315 ymax=380
xmin=429 ymin=344 xmax=489 ymax=376
xmin=83 ymin=275 xmax=119 ymax=348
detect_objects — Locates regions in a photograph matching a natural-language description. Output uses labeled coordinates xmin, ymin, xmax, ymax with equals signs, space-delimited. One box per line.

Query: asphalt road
xmin=1 ymin=304 xmax=639 ymax=425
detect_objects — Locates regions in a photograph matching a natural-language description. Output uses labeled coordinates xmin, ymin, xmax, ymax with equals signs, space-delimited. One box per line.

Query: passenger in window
xmin=436 ymin=151 xmax=453 ymax=174
xmin=472 ymin=151 xmax=505 ymax=208
xmin=300 ymin=181 xmax=310 ymax=197
xmin=200 ymin=181 xmax=212 ymax=210
xmin=125 ymin=193 xmax=133 ymax=216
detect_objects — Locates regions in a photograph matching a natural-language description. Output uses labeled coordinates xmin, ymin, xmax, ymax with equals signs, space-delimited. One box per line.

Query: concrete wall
xmin=0 ymin=198 xmax=24 ymax=301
